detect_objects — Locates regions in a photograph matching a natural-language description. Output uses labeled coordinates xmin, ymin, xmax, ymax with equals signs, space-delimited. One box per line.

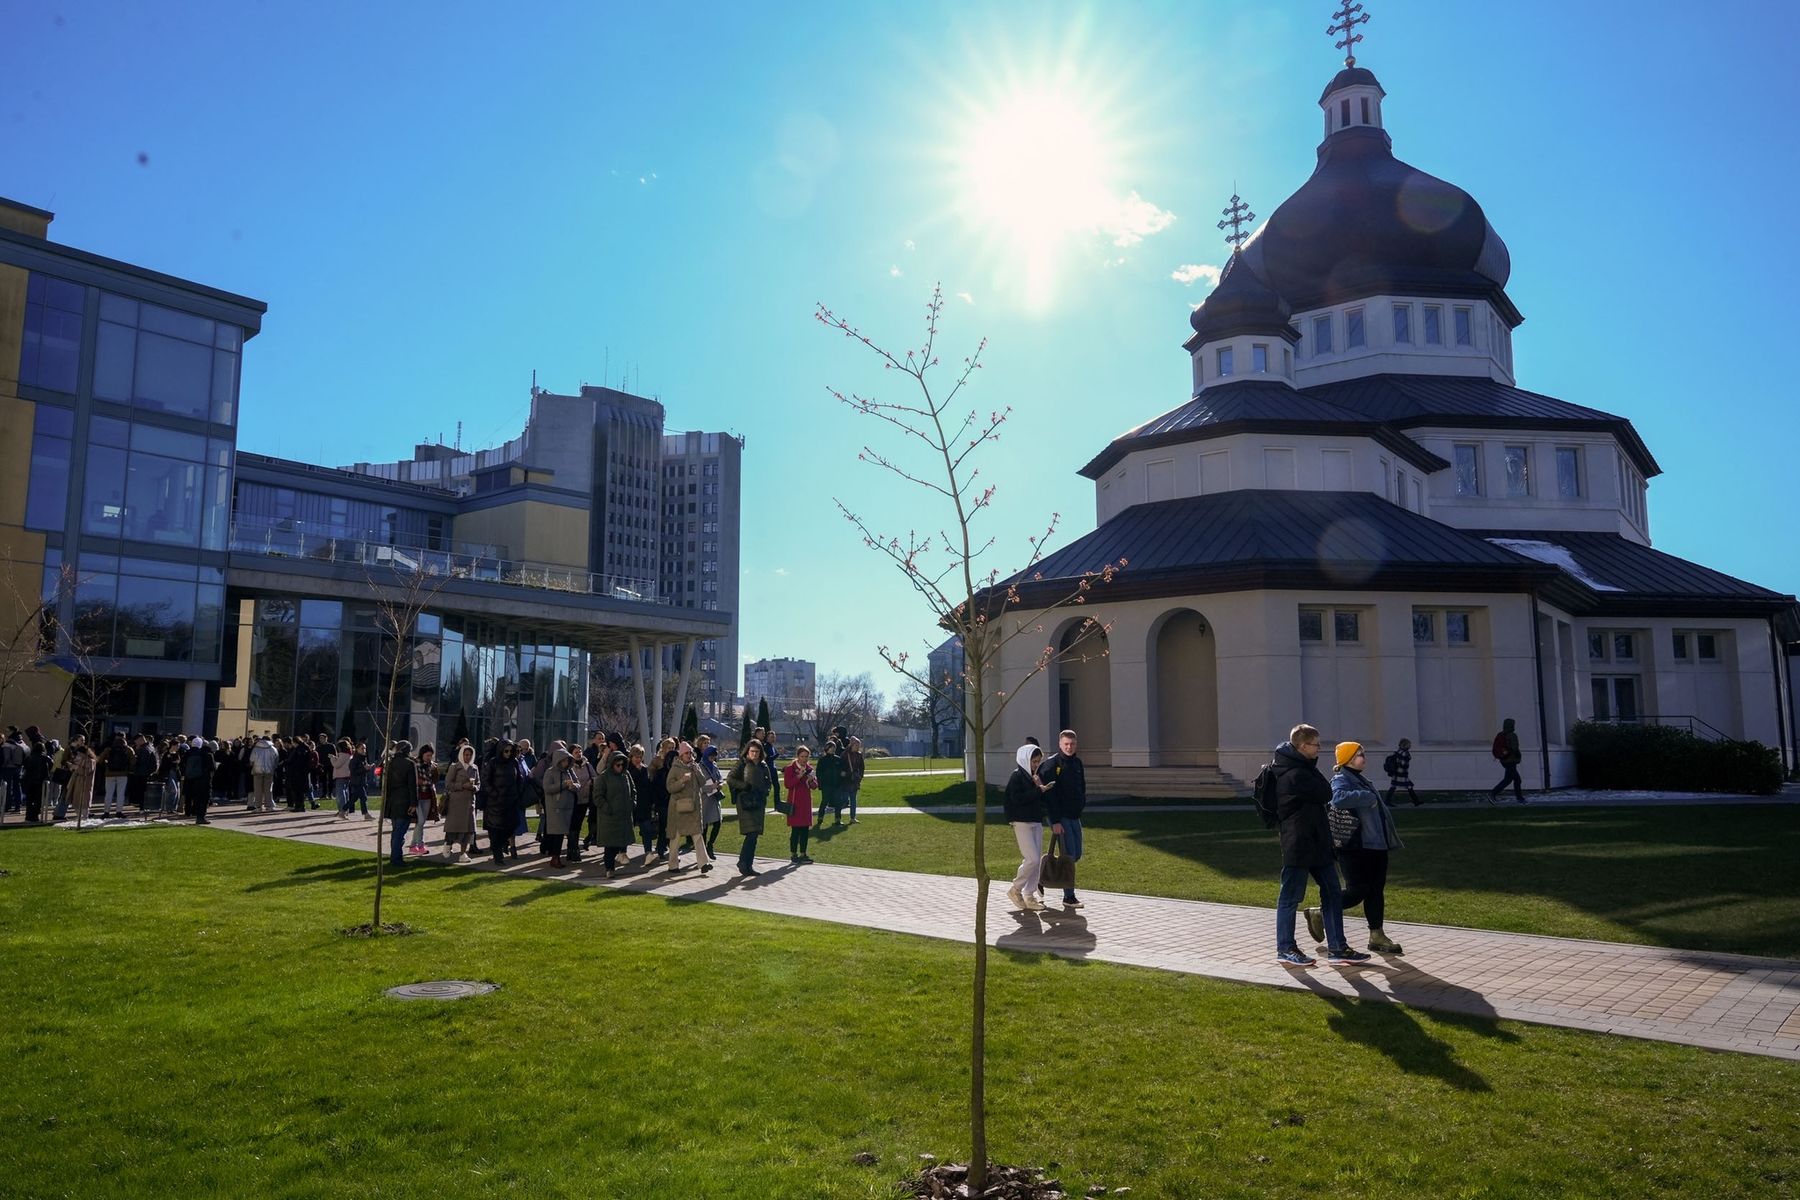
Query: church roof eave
xmin=1079 ymin=418 xmax=1445 ymax=480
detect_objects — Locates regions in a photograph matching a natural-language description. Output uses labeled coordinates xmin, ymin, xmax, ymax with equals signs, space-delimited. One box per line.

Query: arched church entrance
xmin=1051 ymin=619 xmax=1111 ymax=766
xmin=1149 ymin=608 xmax=1219 ymax=766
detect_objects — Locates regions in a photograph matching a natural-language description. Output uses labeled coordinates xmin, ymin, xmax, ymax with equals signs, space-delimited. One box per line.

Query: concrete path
xmin=201 ymin=807 xmax=1800 ymax=1063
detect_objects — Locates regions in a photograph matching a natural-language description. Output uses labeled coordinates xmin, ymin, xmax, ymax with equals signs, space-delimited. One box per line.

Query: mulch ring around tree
xmin=336 ymin=922 xmax=421 ymax=938
xmin=901 ymin=1157 xmax=1131 ymax=1199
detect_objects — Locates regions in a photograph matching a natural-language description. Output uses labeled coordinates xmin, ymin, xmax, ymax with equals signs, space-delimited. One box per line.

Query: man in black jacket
xmin=1270 ymin=723 xmax=1366 ymax=967
xmin=130 ymin=734 xmax=157 ymax=813
xmin=1037 ymin=729 xmax=1087 ymax=909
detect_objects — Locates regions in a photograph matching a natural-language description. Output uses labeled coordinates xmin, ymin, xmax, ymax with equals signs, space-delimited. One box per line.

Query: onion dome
xmin=1186 ymin=253 xmax=1297 ymax=345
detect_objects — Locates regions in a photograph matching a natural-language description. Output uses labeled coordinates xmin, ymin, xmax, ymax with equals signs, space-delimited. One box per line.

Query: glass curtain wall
xmin=220 ymin=597 xmax=588 ymax=757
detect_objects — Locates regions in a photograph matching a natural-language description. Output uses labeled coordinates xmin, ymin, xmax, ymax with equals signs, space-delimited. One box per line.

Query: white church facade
xmin=983 ymin=52 xmax=1797 ymax=795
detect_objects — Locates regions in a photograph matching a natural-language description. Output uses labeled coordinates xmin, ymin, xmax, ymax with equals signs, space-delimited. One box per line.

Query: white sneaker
xmin=1005 ymin=884 xmax=1024 ymax=910
xmin=1022 ymin=894 xmax=1047 ymax=912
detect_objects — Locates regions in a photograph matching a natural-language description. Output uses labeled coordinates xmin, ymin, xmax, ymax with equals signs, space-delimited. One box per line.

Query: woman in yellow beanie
xmin=1305 ymin=741 xmax=1406 ymax=954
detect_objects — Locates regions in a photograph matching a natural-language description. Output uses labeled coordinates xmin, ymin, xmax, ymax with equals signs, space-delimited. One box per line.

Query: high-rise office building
xmin=659 ymin=430 xmax=742 ymax=714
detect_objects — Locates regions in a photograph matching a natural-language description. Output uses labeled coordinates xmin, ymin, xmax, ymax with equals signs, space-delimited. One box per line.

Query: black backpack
xmin=1252 ymin=763 xmax=1281 ymax=829
xmin=182 ymin=751 xmax=209 ymax=782
xmin=1382 ymin=752 xmax=1399 ymax=778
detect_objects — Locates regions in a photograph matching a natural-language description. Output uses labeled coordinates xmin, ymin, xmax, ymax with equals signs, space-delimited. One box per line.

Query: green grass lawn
xmin=861 ymin=756 xmax=962 ymax=774
xmin=754 ymin=803 xmax=1800 ymax=959
xmin=1 ymin=827 xmax=1796 ymax=1199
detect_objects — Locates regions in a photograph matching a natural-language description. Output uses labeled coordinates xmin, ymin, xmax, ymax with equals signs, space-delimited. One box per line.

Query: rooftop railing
xmin=228 ymin=519 xmax=664 ymax=606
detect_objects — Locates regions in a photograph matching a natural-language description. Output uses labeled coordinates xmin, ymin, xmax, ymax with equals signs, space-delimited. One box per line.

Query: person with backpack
xmin=181 ymin=736 xmax=216 ymax=825
xmin=1260 ymin=723 xmax=1367 ymax=967
xmin=1381 ymin=738 xmax=1420 ymax=807
xmin=1488 ymin=718 xmax=1526 ymax=804
xmin=1309 ymin=741 xmax=1405 ymax=955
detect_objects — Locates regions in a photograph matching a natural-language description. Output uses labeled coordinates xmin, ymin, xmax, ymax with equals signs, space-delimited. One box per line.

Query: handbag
xmin=1039 ymin=834 xmax=1077 ymax=890
xmin=1327 ymin=805 xmax=1361 ymax=850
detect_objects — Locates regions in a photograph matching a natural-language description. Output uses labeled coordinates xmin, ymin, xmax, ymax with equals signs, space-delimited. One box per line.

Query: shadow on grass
xmin=1297 ymin=970 xmax=1498 ymax=1092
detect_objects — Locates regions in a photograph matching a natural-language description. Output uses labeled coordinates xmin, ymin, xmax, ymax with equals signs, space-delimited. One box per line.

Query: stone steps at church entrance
xmin=1084 ymin=766 xmax=1245 ymax=800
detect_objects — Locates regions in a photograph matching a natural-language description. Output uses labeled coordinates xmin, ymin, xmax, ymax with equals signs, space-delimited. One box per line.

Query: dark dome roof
xmin=1187 ymin=253 xmax=1297 ymax=343
xmin=1237 ymin=124 xmax=1514 ymax=315
xmin=1319 ymin=66 xmax=1383 ymax=103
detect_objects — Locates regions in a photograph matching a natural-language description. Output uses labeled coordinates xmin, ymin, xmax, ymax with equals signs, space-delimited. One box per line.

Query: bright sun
xmin=955 ymin=86 xmax=1123 ymax=308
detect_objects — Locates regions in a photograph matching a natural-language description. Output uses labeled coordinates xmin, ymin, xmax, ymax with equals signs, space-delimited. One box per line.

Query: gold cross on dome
xmin=1328 ymin=1 xmax=1371 ymax=67
xmin=1218 ymin=192 xmax=1255 ymax=253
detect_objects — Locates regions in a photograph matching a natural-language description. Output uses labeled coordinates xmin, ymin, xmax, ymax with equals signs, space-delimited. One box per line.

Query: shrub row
xmin=1570 ymin=720 xmax=1783 ymax=795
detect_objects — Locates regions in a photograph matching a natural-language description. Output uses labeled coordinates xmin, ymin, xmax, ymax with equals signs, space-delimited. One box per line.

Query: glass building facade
xmin=218 ymin=598 xmax=591 ymax=756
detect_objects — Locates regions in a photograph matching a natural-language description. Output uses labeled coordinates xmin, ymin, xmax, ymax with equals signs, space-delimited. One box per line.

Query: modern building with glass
xmin=0 ymin=196 xmax=732 ymax=754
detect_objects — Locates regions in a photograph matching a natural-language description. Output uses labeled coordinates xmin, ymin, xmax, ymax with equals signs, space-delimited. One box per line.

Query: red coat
xmin=782 ymin=761 xmax=817 ymax=827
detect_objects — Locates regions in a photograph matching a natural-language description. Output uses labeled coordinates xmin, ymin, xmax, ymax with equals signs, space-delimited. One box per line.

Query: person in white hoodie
xmin=249 ymin=735 xmax=279 ymax=812
xmin=1003 ymin=744 xmax=1050 ymax=912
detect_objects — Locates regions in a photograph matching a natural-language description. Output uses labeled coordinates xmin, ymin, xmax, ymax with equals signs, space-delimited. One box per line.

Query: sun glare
xmin=956 ymin=87 xmax=1120 ymax=309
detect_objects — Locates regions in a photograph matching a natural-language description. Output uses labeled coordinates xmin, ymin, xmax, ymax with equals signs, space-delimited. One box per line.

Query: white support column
xmin=671 ymin=637 xmax=699 ymax=741
xmin=629 ymin=637 xmax=648 ymax=745
xmin=651 ymin=642 xmax=665 ymax=745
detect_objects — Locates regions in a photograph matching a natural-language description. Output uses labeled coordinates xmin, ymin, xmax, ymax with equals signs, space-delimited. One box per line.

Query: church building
xmin=985 ymin=39 xmax=1797 ymax=794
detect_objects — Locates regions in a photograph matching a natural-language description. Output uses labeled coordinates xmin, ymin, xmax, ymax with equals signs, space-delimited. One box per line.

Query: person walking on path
xmin=540 ymin=745 xmax=580 ymax=868
xmin=626 ymin=744 xmax=656 ymax=867
xmin=590 ymin=750 xmax=638 ymax=878
xmin=1488 ymin=718 xmax=1526 ymax=804
xmin=663 ymin=741 xmax=712 ymax=875
xmin=181 ymin=736 xmax=216 ymax=825
xmin=1270 ymin=724 xmax=1366 ymax=967
xmin=562 ymin=748 xmax=594 ymax=864
xmin=1005 ymin=744 xmax=1049 ymax=912
xmin=814 ymin=740 xmax=847 ymax=829
xmin=330 ymin=739 xmax=358 ymax=818
xmin=443 ymin=744 xmax=481 ymax=860
xmin=380 ymin=741 xmax=418 ymax=868
xmin=783 ymin=746 xmax=818 ymax=864
xmin=1037 ymin=729 xmax=1088 ymax=908
xmin=408 ymin=744 xmax=439 ymax=856
xmin=1382 ymin=738 xmax=1420 ymax=807
xmin=727 ymin=739 xmax=773 ymax=877
xmin=1309 ymin=742 xmax=1405 ymax=955
xmin=698 ymin=742 xmax=725 ymax=860
xmin=648 ymin=737 xmax=678 ymax=864
xmin=480 ymin=741 xmax=524 ymax=864
xmin=249 ymin=735 xmax=278 ymax=812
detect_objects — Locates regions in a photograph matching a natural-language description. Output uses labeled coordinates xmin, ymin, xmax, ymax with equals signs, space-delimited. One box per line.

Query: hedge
xmin=1569 ymin=720 xmax=1784 ymax=795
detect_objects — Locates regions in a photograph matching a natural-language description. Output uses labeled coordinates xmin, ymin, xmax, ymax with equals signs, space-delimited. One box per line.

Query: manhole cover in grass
xmin=384 ymin=980 xmax=497 ymax=1001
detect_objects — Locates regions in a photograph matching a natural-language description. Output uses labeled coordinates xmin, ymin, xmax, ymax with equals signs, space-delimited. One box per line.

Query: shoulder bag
xmin=1039 ymin=834 xmax=1077 ymax=890
xmin=1327 ymin=805 xmax=1361 ymax=850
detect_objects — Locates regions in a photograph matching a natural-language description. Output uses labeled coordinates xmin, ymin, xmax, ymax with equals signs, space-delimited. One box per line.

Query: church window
xmin=1346 ymin=308 xmax=1366 ymax=349
xmin=1446 ymin=612 xmax=1471 ymax=644
xmin=1613 ymin=633 xmax=1637 ymax=661
xmin=1672 ymin=633 xmax=1688 ymax=660
xmin=1340 ymin=98 xmax=1351 ymax=127
xmin=1298 ymin=610 xmax=1324 ymax=643
xmin=1216 ymin=347 xmax=1234 ymax=377
xmin=1413 ymin=611 xmax=1435 ymax=643
xmin=1411 ymin=478 xmax=1422 ymax=511
xmin=1588 ymin=632 xmax=1606 ymax=660
xmin=1283 ymin=347 xmax=1292 ymax=376
xmin=1454 ymin=307 xmax=1473 ymax=346
xmin=1424 ymin=305 xmax=1442 ymax=345
xmin=1361 ymin=96 xmax=1371 ymax=124
xmin=1555 ymin=447 xmax=1582 ymax=497
xmin=1393 ymin=304 xmax=1411 ymax=344
xmin=1396 ymin=466 xmax=1406 ymax=504
xmin=1503 ymin=446 xmax=1530 ymax=497
xmin=1453 ymin=444 xmax=1481 ymax=496
xmin=1252 ymin=344 xmax=1268 ymax=373
xmin=1333 ymin=611 xmax=1361 ymax=643
xmin=1697 ymin=634 xmax=1717 ymax=660
xmin=1313 ymin=315 xmax=1333 ymax=354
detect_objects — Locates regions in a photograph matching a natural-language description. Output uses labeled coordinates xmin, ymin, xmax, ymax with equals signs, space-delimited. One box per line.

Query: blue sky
xmin=10 ymin=0 xmax=1798 ymax=701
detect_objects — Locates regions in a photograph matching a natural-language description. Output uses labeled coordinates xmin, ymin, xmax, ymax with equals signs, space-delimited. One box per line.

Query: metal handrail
xmin=1594 ymin=714 xmax=1735 ymax=742
xmin=226 ymin=519 xmax=663 ymax=605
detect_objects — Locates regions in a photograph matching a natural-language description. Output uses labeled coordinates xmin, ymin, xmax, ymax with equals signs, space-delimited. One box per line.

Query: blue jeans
xmin=350 ymin=781 xmax=369 ymax=815
xmin=1 ymin=766 xmax=22 ymax=810
xmin=335 ymin=779 xmax=353 ymax=814
xmin=389 ymin=815 xmax=411 ymax=866
xmin=847 ymin=786 xmax=859 ymax=820
xmin=1277 ymin=863 xmax=1347 ymax=953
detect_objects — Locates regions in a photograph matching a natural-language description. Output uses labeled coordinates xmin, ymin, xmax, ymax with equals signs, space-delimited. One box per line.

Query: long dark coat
xmin=589 ymin=761 xmax=637 ymax=846
xmin=1270 ymin=742 xmax=1334 ymax=869
xmin=727 ymin=757 xmax=771 ymax=836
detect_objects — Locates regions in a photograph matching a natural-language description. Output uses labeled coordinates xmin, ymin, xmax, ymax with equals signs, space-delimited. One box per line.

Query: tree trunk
xmin=372 ymin=811 xmax=386 ymax=929
xmin=967 ymin=671 xmax=989 ymax=1193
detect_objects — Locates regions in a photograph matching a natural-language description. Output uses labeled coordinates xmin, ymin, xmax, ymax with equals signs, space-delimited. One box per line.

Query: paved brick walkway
xmin=209 ymin=807 xmax=1800 ymax=1062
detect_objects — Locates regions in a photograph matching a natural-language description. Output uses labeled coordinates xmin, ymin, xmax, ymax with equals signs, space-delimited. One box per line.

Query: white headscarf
xmin=190 ymin=737 xmax=206 ymax=750
xmin=1015 ymin=744 xmax=1041 ymax=774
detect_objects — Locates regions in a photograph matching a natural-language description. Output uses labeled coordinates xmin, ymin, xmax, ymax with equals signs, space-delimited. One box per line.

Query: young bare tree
xmin=364 ymin=559 xmax=462 ymax=932
xmin=0 ymin=554 xmax=73 ymax=724
xmin=809 ymin=670 xmax=882 ymax=746
xmin=818 ymin=285 xmax=1122 ymax=1188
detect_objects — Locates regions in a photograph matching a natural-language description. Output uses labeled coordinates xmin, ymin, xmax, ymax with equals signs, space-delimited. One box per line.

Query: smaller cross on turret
xmin=1328 ymin=1 xmax=1371 ymax=67
xmin=1218 ymin=191 xmax=1255 ymax=254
